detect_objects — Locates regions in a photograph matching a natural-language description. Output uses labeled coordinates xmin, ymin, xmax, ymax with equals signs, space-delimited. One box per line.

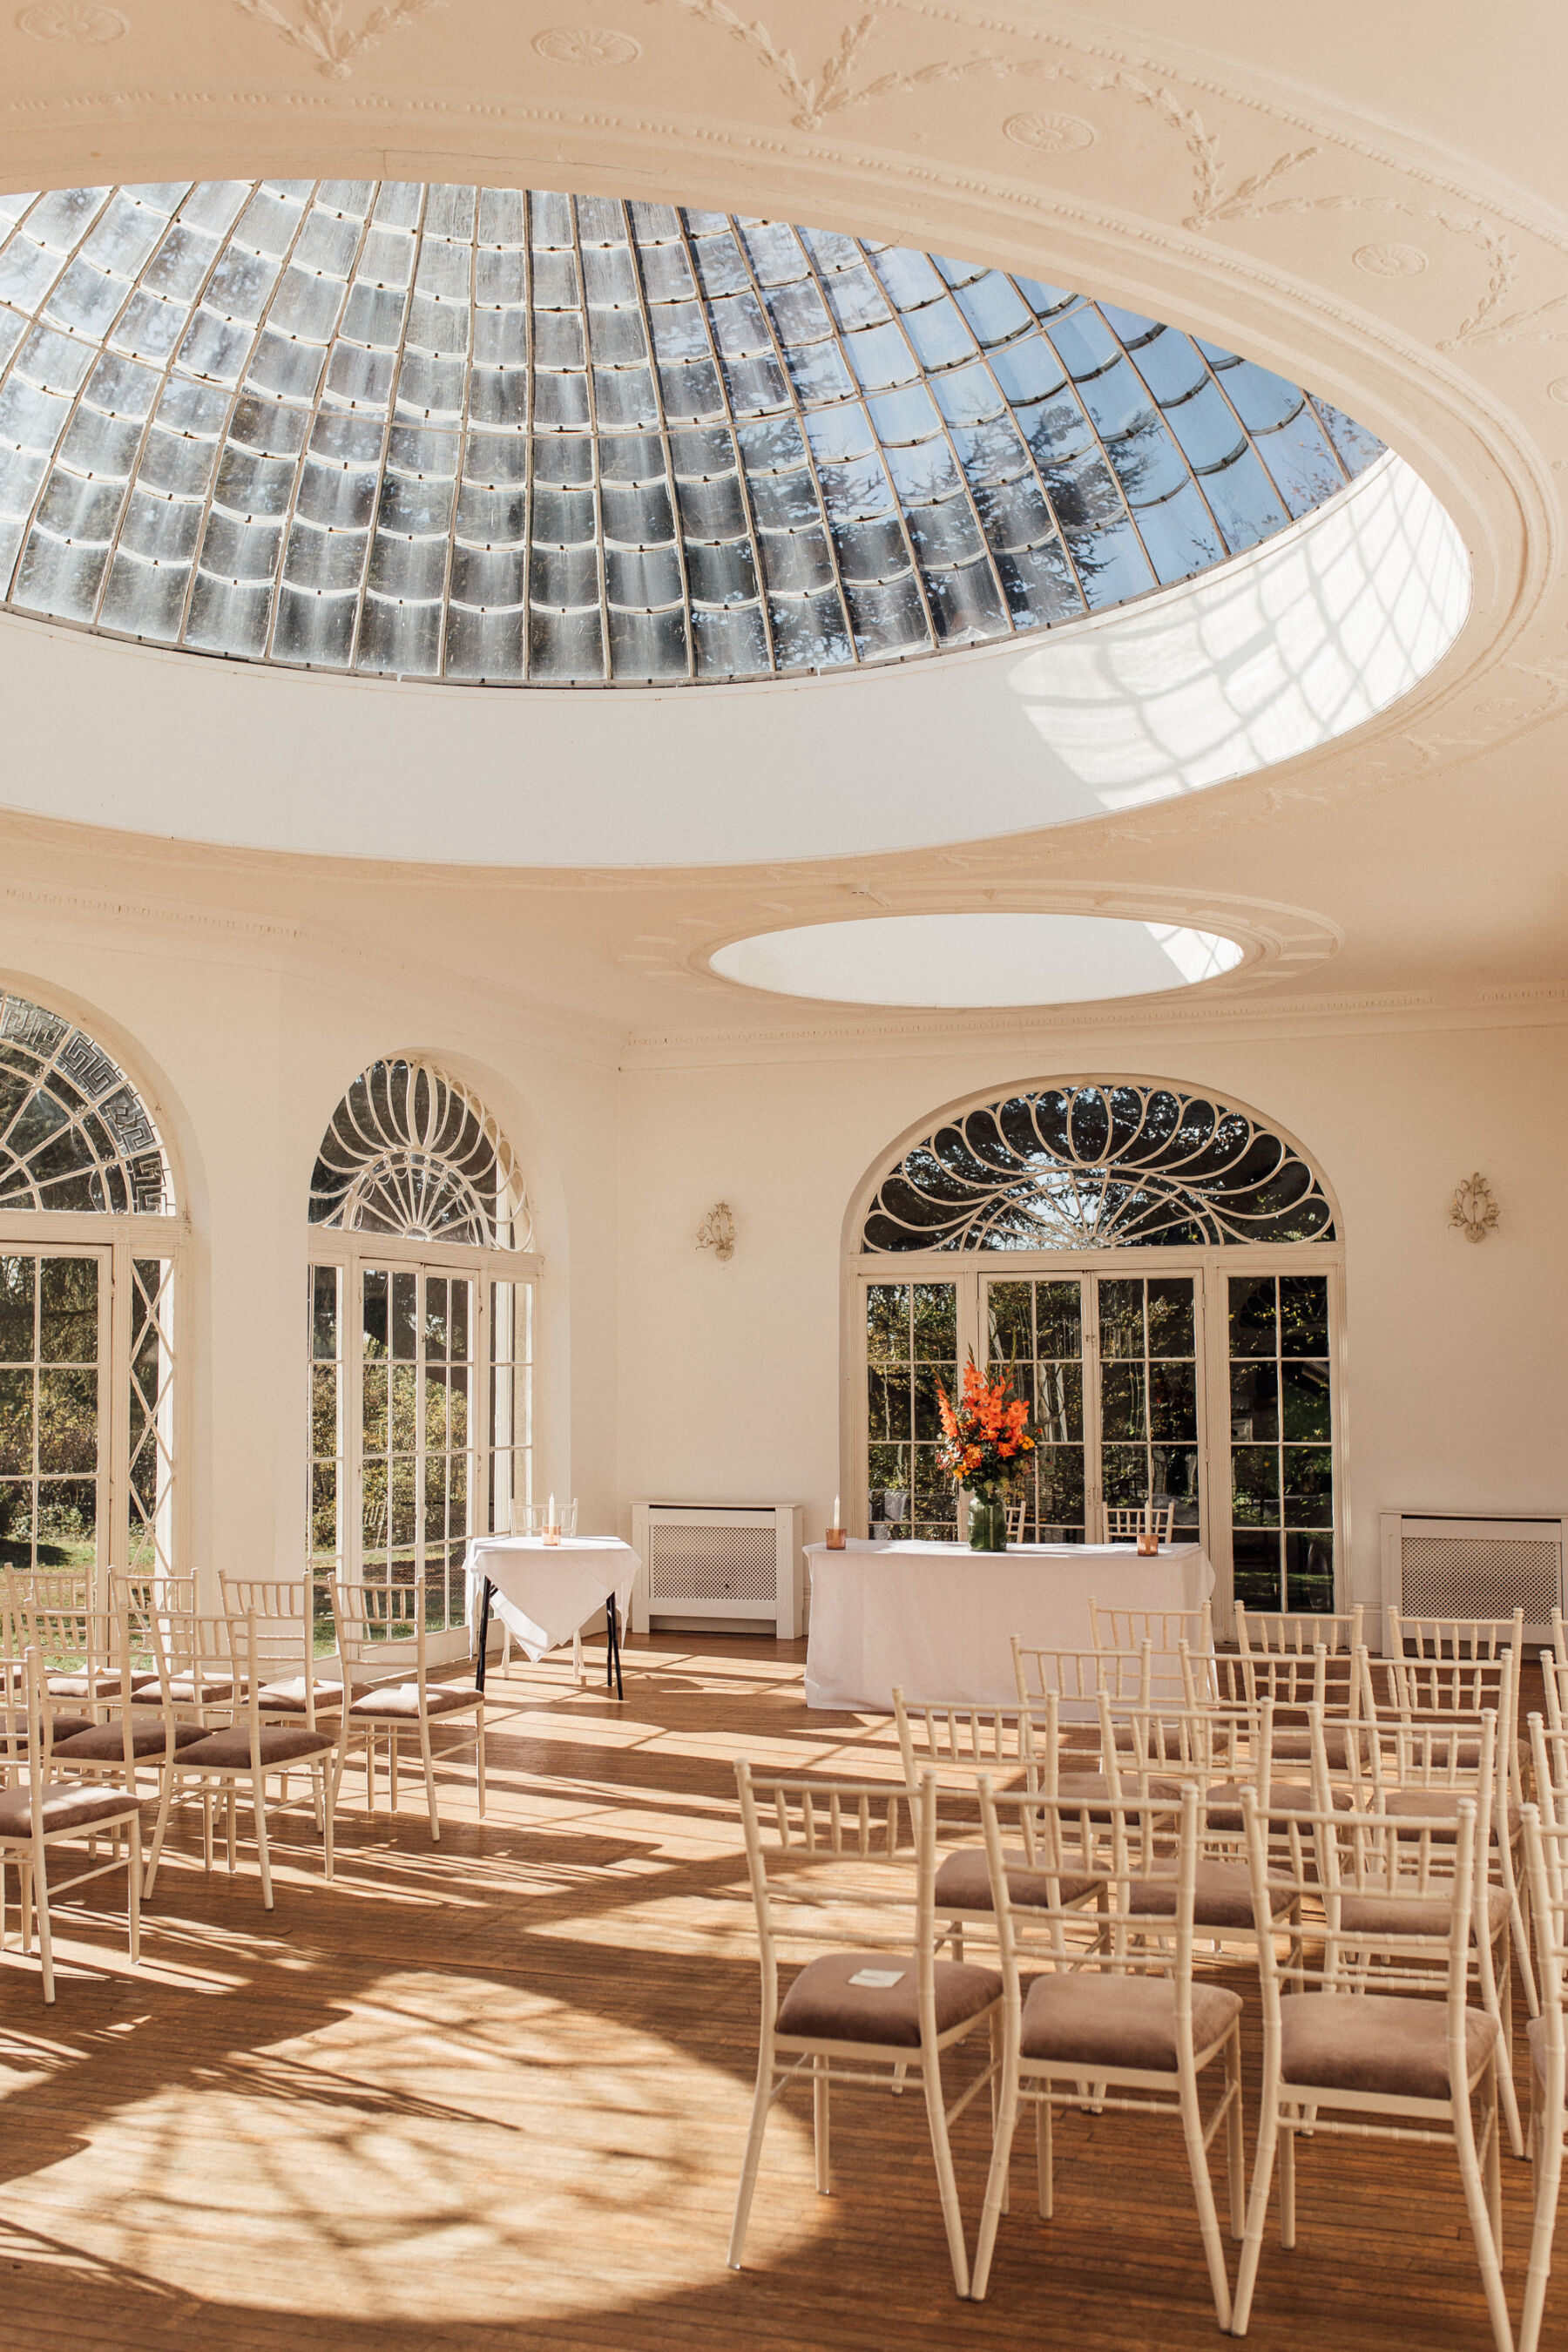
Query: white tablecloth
xmin=463 ymin=1536 xmax=640 ymax=1661
xmin=802 ymin=1538 xmax=1214 ymax=1712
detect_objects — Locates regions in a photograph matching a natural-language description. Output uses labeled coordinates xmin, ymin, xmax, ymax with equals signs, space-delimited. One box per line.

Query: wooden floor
xmin=0 ymin=1632 xmax=1550 ymax=2352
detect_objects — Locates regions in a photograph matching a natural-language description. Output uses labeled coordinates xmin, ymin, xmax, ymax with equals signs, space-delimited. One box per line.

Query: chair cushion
xmin=166 ymin=1675 xmax=236 ymax=1703
xmin=45 ymin=1672 xmax=134 ymax=1700
xmin=1279 ymin=1991 xmax=1497 ymax=2099
xmin=1337 ymin=1885 xmax=1510 ymax=1943
xmin=255 ymin=1677 xmax=347 ymax=1713
xmin=933 ymin=1846 xmax=1095 ymax=1914
xmin=0 ymin=1783 xmax=146 ymax=1837
xmin=1380 ymin=1791 xmax=1522 ymax=1842
xmin=0 ymin=1712 xmax=91 ymax=1745
xmin=174 ymin=1726 xmax=335 ymax=1769
xmin=1271 ymin=1726 xmax=1373 ymax=1769
xmin=51 ymin=1720 xmax=212 ymax=1761
xmin=346 ymin=1681 xmax=483 ymax=1720
xmin=775 ymin=1950 xmax=1001 ymax=2049
xmin=1019 ymin=1971 xmax=1242 ymax=2072
xmin=1205 ymin=1782 xmax=1352 ymax=1833
xmin=1056 ymin=1772 xmax=1181 ymax=1821
xmin=1130 ymin=1860 xmax=1294 ymax=1932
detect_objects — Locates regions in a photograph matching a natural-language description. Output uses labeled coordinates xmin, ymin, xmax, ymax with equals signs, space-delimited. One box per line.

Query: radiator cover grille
xmin=1400 ymin=1534 xmax=1560 ymax=1623
xmin=647 ymin=1522 xmax=778 ymax=1604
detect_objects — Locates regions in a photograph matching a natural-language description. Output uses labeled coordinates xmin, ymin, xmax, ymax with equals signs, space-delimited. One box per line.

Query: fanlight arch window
xmin=309 ymin=1058 xmax=529 ymax=1248
xmin=0 ymin=989 xmax=173 ymax=1215
xmin=308 ymin=1058 xmax=535 ymax=1647
xmin=862 ymin=1084 xmax=1334 ymax=1253
xmin=0 ymin=989 xmax=181 ymax=1583
xmin=850 ymin=1078 xmax=1342 ymax=1624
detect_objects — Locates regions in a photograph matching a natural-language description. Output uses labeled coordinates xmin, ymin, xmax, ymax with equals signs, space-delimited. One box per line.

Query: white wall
xmin=614 ymin=1019 xmax=1568 ymax=1617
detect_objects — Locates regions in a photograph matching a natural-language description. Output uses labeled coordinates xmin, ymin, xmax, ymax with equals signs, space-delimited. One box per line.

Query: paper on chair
xmin=848 ymin=1967 xmax=906 ymax=1989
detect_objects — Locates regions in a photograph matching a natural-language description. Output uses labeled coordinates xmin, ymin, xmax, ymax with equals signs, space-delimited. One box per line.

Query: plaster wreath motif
xmin=16 ymin=1 xmax=125 ymax=36
xmin=532 ymin=24 xmax=639 ymax=63
xmin=1003 ymin=108 xmax=1094 ymax=152
xmin=1353 ymin=241 xmax=1429 ymax=276
xmin=228 ymin=0 xmax=443 ymax=76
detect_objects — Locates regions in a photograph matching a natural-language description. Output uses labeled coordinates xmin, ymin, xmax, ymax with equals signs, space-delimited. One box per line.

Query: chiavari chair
xmin=1518 ymin=1793 xmax=1568 ymax=2352
xmin=328 ymin=1576 xmax=484 ymax=1842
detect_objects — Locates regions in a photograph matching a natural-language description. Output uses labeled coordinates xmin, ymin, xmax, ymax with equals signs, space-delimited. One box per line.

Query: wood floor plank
xmin=0 ymin=1632 xmax=1548 ymax=2350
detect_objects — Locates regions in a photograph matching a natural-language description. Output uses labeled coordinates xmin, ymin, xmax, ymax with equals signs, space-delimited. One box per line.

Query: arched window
xmin=0 ymin=988 xmax=181 ymax=1580
xmin=307 ymin=1058 xmax=537 ymax=1649
xmin=850 ymin=1080 xmax=1342 ymax=1622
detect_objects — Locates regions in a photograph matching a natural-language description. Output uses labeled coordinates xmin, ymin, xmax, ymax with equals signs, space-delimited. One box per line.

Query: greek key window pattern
xmin=0 ymin=989 xmax=172 ymax=1214
xmin=0 ymin=181 xmax=1384 ymax=685
xmin=309 ymin=1058 xmax=529 ymax=1249
xmin=862 ymin=1085 xmax=1335 ymax=1253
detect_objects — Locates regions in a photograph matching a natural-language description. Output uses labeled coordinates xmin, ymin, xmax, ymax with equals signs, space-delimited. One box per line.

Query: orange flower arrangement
xmin=936 ymin=1352 xmax=1039 ymax=1495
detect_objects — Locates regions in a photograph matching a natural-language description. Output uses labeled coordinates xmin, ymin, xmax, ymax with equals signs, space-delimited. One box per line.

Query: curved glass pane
xmin=863 ymin=1085 xmax=1335 ymax=1251
xmin=0 ymin=990 xmax=172 ymax=1213
xmin=309 ymin=1058 xmax=529 ymax=1248
xmin=0 ymin=182 xmax=1384 ymax=685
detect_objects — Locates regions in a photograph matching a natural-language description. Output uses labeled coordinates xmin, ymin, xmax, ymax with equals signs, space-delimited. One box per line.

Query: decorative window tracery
xmin=0 ymin=989 xmax=172 ymax=1213
xmin=309 ymin=1058 xmax=529 ymax=1249
xmin=862 ymin=1084 xmax=1334 ymax=1253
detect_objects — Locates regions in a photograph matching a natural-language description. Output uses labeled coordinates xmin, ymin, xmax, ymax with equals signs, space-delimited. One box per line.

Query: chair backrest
xmin=1089 ymin=1599 xmax=1213 ymax=1658
xmin=331 ymin=1575 xmax=428 ymax=1686
xmin=977 ymin=1781 xmax=1202 ymax=1985
xmin=1244 ymin=1788 xmax=1479 ymax=2025
xmin=1540 ymin=1652 xmax=1568 ymax=1737
xmin=1386 ymin=1604 xmax=1523 ymax=1666
xmin=10 ymin=1585 xmax=120 ymax=1719
xmin=1101 ymin=1686 xmax=1276 ymax=1803
xmin=1010 ymin=1636 xmax=1159 ymax=1720
xmin=1004 ymin=1497 xmax=1026 ymax=1544
xmin=220 ymin=1571 xmax=329 ymax=1698
xmin=1378 ymin=1627 xmax=1520 ymax=1802
xmin=1522 ymin=1801 xmax=1568 ymax=2095
xmin=892 ymin=1685 xmax=1040 ymax=1785
xmin=735 ymin=1762 xmax=956 ymax=2029
xmin=1102 ymin=1501 xmax=1177 ymax=1544
xmin=1236 ymin=1604 xmax=1363 ymax=1659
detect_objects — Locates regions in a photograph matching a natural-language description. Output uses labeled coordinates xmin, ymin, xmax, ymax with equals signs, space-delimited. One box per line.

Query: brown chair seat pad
xmin=52 ymin=1720 xmax=212 ymax=1761
xmin=1271 ymin=1726 xmax=1373 ymax=1769
xmin=1019 ymin=1970 xmax=1241 ymax=2073
xmin=1057 ymin=1772 xmax=1182 ymax=1818
xmin=1205 ymin=1782 xmax=1352 ymax=1832
xmin=347 ymin=1682 xmax=483 ymax=1720
xmin=166 ymin=1675 xmax=236 ymax=1704
xmin=0 ymin=1712 xmax=91 ymax=1745
xmin=1280 ymin=1990 xmax=1497 ymax=2100
xmin=45 ymin=1672 xmax=154 ymax=1700
xmin=1336 ymin=1885 xmax=1509 ymax=1943
xmin=776 ymin=1951 xmax=1001 ymax=2049
xmin=174 ymin=1726 xmax=335 ymax=1769
xmin=0 ymin=1783 xmax=146 ymax=1837
xmin=933 ymin=1846 xmax=1095 ymax=1914
xmin=256 ymin=1678 xmax=349 ymax=1713
xmin=1380 ymin=1788 xmax=1521 ymax=1832
xmin=1130 ymin=1860 xmax=1294 ymax=1932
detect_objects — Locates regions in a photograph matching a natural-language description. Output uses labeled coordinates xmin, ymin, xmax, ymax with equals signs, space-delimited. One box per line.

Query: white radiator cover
xmin=631 ymin=1503 xmax=805 ymax=1639
xmin=1380 ymin=1512 xmax=1567 ymax=1646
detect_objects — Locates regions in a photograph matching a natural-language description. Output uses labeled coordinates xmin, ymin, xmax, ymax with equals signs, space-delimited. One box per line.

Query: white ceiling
xmin=0 ymin=0 xmax=1560 ymax=1035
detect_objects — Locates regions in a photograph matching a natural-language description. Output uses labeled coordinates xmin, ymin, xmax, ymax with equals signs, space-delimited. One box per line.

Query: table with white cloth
xmin=802 ymin=1538 xmax=1214 ymax=1712
xmin=463 ymin=1536 xmax=640 ymax=1698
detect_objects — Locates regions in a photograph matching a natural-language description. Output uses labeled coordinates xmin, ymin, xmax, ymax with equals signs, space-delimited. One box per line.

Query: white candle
xmin=547 ymin=1491 xmax=556 ymax=1524
xmin=833 ymin=1495 xmax=841 ymax=1528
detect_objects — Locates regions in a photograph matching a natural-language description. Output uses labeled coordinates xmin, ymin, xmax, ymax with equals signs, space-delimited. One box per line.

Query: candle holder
xmin=543 ymin=1520 xmax=562 ymax=1546
xmin=1135 ymin=1529 xmax=1159 ymax=1557
xmin=826 ymin=1525 xmax=848 ymax=1550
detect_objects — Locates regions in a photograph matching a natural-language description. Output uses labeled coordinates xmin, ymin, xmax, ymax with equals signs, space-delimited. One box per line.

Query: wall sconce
xmin=1450 ymin=1173 xmax=1500 ymax=1244
xmin=696 ymin=1201 xmax=736 ymax=1262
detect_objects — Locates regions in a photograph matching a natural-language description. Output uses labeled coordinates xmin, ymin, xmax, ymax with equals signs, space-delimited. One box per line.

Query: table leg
xmin=606 ymin=1592 xmax=624 ymax=1701
xmin=475 ymin=1578 xmax=494 ymax=1693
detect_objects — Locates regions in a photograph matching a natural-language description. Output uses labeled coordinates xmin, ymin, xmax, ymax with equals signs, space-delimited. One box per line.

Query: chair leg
xmin=1178 ymin=2058 xmax=1233 ymax=2329
xmin=812 ymin=2055 xmax=831 ymax=2194
xmin=31 ymin=1847 xmax=53 ymax=2005
xmin=971 ymin=2046 xmax=1021 ymax=2301
xmin=1037 ymin=2085 xmax=1054 ymax=2219
xmin=475 ymin=1703 xmax=486 ymax=1821
xmin=1280 ymin=2115 xmax=1296 ymax=2249
xmin=918 ymin=2042 xmax=972 ymax=2299
xmin=1520 ymin=2119 xmax=1564 ymax=2352
xmin=1453 ymin=2060 xmax=1517 ymax=2352
xmin=144 ymin=1778 xmax=174 ymax=1899
xmin=1232 ymin=2069 xmax=1282 ymax=2336
xmin=389 ymin=1731 xmax=399 ymax=1812
xmin=1488 ymin=1928 xmax=1525 ymax=2158
xmin=726 ymin=2044 xmax=775 ymax=2271
xmin=418 ymin=1715 xmax=440 ymax=1843
xmin=126 ymin=1816 xmax=141 ymax=1968
xmin=322 ymin=1751 xmax=335 ymax=1884
xmin=251 ymin=1773 xmax=274 ymax=1911
xmin=1225 ymin=2026 xmax=1246 ymax=2239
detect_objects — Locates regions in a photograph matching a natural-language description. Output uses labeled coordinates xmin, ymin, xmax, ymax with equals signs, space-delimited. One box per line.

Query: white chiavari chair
xmin=1101 ymin=1501 xmax=1177 ymax=1544
xmin=1519 ymin=1789 xmax=1567 ymax=2352
xmin=727 ymin=1763 xmax=1004 ymax=2297
xmin=329 ymin=1576 xmax=484 ymax=1842
xmin=970 ymin=1781 xmax=1244 ymax=2324
xmin=1232 ymin=1790 xmax=1510 ymax=2350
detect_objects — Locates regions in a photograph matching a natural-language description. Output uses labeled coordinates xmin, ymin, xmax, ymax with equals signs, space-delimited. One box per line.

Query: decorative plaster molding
xmin=532 ymin=25 xmax=639 ymax=64
xmin=16 ymin=3 xmax=125 ymax=39
xmin=0 ymin=880 xmax=302 ymax=943
xmin=1450 ymin=1172 xmax=1500 ymax=1243
xmin=228 ymin=0 xmax=443 ymax=78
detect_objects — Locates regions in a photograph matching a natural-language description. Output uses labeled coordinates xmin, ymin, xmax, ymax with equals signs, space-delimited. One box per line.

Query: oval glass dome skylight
xmin=709 ymin=913 xmax=1247 ymax=1008
xmin=0 ymin=181 xmax=1388 ymax=687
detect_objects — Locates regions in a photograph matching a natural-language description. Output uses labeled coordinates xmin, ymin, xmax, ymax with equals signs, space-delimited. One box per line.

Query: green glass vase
xmin=967 ymin=1490 xmax=1009 ymax=1551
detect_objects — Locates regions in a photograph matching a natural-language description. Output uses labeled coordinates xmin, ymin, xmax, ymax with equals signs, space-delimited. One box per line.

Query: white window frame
xmin=844 ymin=1241 xmax=1346 ymax=1636
xmin=0 ymin=1209 xmax=189 ymax=1578
xmin=308 ymin=1229 xmax=540 ymax=1659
